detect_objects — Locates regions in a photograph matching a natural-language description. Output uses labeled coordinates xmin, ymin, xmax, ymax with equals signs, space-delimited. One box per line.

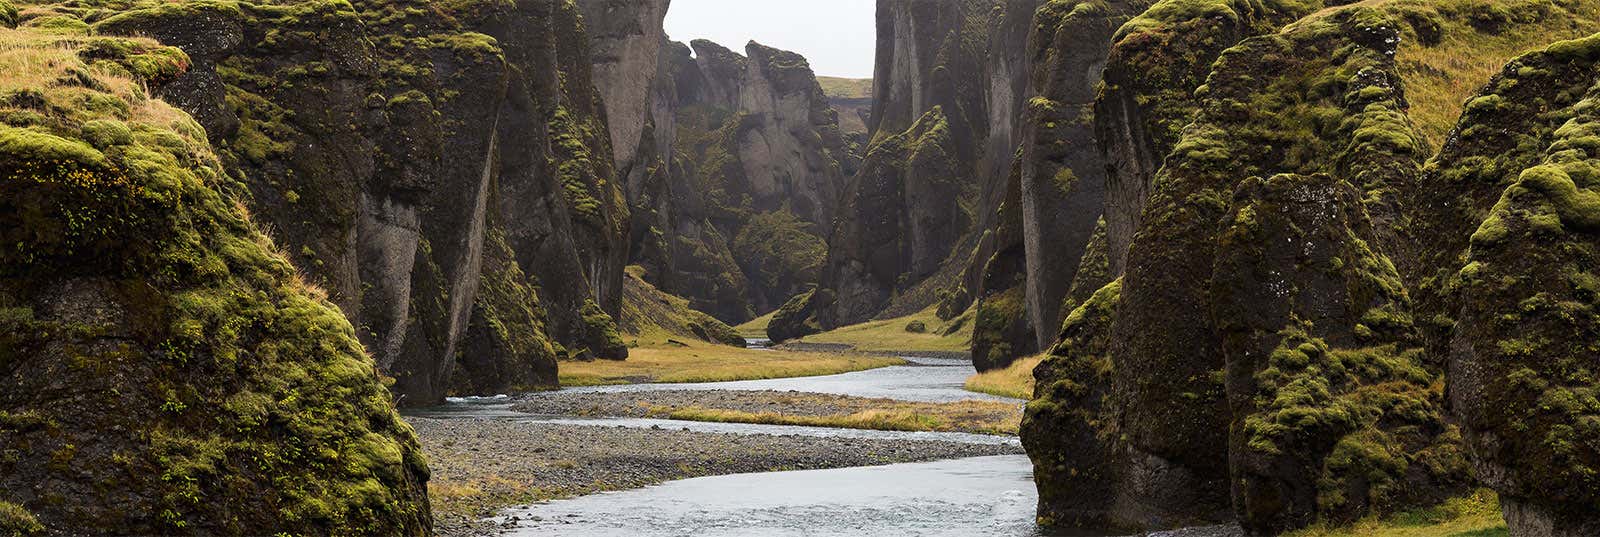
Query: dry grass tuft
xmin=655 ymin=397 xmax=1021 ymax=435
xmin=795 ymin=305 xmax=973 ymax=354
xmin=964 ymin=354 xmax=1044 ymax=400
xmin=558 ymin=340 xmax=904 ymax=386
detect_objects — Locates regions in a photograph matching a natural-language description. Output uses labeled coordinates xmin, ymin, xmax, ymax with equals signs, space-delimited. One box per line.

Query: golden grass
xmin=734 ymin=309 xmax=776 ymax=338
xmin=0 ymin=29 xmax=193 ymax=135
xmin=796 ymin=306 xmax=973 ymax=354
xmin=815 ymin=76 xmax=872 ymax=99
xmin=653 ymin=397 xmax=1021 ymax=435
xmin=1291 ymin=0 xmax=1600 ymax=150
xmin=1286 ymin=490 xmax=1506 ymax=537
xmin=964 ymin=354 xmax=1044 ymax=400
xmin=558 ymin=340 xmax=904 ymax=386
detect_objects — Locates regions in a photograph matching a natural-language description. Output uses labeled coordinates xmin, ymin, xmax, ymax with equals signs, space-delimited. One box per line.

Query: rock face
xmin=0 ymin=27 xmax=429 ymax=534
xmin=1435 ymin=35 xmax=1600 ymax=537
xmin=580 ymin=0 xmax=671 ymax=199
xmin=802 ymin=0 xmax=1040 ymax=338
xmin=626 ymin=38 xmax=849 ymax=324
xmin=88 ymin=0 xmax=633 ymax=406
xmin=968 ymin=0 xmax=1152 ymax=371
xmin=1020 ymin=0 xmax=1600 ymax=534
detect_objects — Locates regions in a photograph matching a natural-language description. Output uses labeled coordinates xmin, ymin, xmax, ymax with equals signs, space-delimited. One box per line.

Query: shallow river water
xmin=496 ymin=455 xmax=1042 ymax=536
xmin=426 ymin=353 xmax=1238 ymax=537
xmin=559 ymin=355 xmax=1020 ymax=403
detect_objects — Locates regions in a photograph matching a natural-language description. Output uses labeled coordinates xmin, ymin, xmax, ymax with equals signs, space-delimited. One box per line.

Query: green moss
xmin=768 ymin=287 xmax=823 ymax=342
xmin=23 ymin=15 xmax=88 ymax=35
xmin=0 ymin=30 xmax=428 ymax=534
xmin=731 ymin=211 xmax=827 ymax=300
xmin=0 ymin=501 xmax=42 ymax=536
xmin=79 ymin=119 xmax=133 ymax=149
xmin=577 ymin=298 xmax=625 ymax=360
xmin=0 ymin=1 xmax=16 ymax=29
xmin=1021 ymin=278 xmax=1123 ymax=529
xmin=973 ymin=285 xmax=1027 ymax=368
xmin=551 ymin=106 xmax=607 ymax=227
xmin=1445 ymin=41 xmax=1600 ymax=513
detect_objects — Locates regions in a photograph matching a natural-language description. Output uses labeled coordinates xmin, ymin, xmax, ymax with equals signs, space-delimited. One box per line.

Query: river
xmin=422 ymin=345 xmax=1239 ymax=537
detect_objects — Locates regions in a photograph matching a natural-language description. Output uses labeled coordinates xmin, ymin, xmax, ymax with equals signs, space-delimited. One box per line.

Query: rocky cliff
xmin=781 ymin=0 xmax=1041 ymax=342
xmin=80 ymin=0 xmax=633 ymax=407
xmin=0 ymin=24 xmax=429 ymax=534
xmin=967 ymin=0 xmax=1152 ymax=370
xmin=1020 ymin=0 xmax=1600 ymax=534
xmin=1435 ymin=33 xmax=1600 ymax=537
xmin=624 ymin=38 xmax=850 ymax=324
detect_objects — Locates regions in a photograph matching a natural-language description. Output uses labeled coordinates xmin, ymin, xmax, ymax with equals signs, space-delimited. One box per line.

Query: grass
xmin=795 ymin=306 xmax=973 ymax=354
xmin=815 ymin=76 xmax=872 ymax=99
xmin=619 ymin=265 xmax=741 ymax=347
xmin=558 ymin=340 xmax=904 ymax=386
xmin=734 ymin=308 xmax=776 ymax=338
xmin=652 ymin=398 xmax=1022 ymax=435
xmin=964 ymin=354 xmax=1044 ymax=400
xmin=1286 ymin=489 xmax=1507 ymax=537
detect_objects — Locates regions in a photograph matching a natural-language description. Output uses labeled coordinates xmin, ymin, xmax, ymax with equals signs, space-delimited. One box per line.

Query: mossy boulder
xmin=0 ymin=30 xmax=428 ymax=534
xmin=1214 ymin=174 xmax=1466 ymax=532
xmin=1021 ymin=278 xmax=1124 ymax=530
xmin=767 ymin=287 xmax=825 ymax=343
xmin=1444 ymin=33 xmax=1600 ymax=536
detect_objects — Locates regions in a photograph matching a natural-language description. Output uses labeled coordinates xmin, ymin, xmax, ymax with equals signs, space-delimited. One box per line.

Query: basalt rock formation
xmin=0 ymin=27 xmax=429 ymax=534
xmin=1021 ymin=0 xmax=1600 ymax=534
xmin=626 ymin=38 xmax=850 ymax=325
xmin=79 ymin=0 xmax=633 ymax=407
xmin=968 ymin=0 xmax=1153 ymax=370
xmin=787 ymin=0 xmax=1046 ymax=342
xmin=579 ymin=0 xmax=670 ymax=201
xmin=1436 ymin=35 xmax=1600 ymax=537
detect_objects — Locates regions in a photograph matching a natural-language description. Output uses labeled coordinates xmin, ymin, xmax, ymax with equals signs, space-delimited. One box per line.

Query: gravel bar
xmin=413 ymin=417 xmax=1024 ymax=537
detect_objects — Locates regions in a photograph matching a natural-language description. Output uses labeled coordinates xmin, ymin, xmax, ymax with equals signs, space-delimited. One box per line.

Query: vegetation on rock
xmin=0 ymin=27 xmax=429 ymax=534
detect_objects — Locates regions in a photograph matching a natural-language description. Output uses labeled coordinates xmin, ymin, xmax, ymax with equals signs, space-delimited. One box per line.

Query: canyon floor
xmin=409 ymin=338 xmax=1035 ymax=536
xmin=409 ymin=329 xmax=1508 ymax=537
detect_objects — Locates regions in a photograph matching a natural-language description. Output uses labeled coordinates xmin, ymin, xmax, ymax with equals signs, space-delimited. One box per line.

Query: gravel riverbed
xmin=511 ymin=388 xmax=1012 ymax=418
xmin=412 ymin=417 xmax=1024 ymax=537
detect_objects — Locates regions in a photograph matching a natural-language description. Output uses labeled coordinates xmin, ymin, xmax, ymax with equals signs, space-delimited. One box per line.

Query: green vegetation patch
xmin=0 ymin=28 xmax=428 ymax=534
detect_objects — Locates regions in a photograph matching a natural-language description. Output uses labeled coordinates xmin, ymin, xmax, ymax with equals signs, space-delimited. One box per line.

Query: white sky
xmin=663 ymin=0 xmax=877 ymax=79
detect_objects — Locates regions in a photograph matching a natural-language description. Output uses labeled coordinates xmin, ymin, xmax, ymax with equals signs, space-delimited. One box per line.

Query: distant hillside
xmin=818 ymin=77 xmax=872 ymax=135
xmin=816 ymin=76 xmax=873 ymax=98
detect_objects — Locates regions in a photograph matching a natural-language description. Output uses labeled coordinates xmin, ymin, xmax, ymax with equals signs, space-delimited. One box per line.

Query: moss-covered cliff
xmin=1020 ymin=0 xmax=1600 ymax=534
xmin=968 ymin=0 xmax=1155 ymax=372
xmin=1441 ymin=33 xmax=1600 ymax=537
xmin=808 ymin=0 xmax=1033 ymax=337
xmin=0 ymin=27 xmax=429 ymax=534
xmin=48 ymin=0 xmax=635 ymax=405
xmin=627 ymin=38 xmax=849 ymax=326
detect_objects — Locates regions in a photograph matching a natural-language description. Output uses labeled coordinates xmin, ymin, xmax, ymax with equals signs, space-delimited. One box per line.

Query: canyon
xmin=3 ymin=0 xmax=1600 ymax=536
